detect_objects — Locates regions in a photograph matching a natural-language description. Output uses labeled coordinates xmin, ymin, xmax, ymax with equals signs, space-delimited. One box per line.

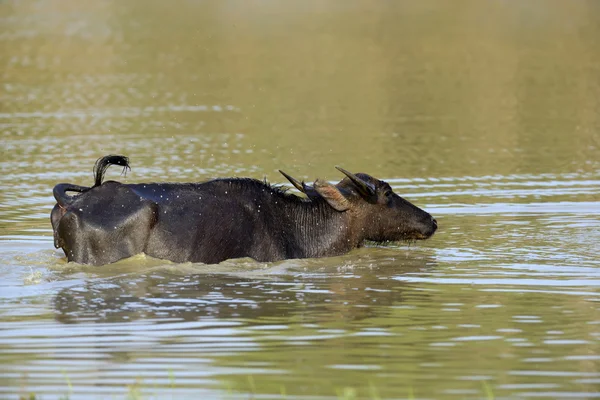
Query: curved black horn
xmin=279 ymin=170 xmax=305 ymax=193
xmin=279 ymin=170 xmax=321 ymax=199
xmin=335 ymin=166 xmax=375 ymax=197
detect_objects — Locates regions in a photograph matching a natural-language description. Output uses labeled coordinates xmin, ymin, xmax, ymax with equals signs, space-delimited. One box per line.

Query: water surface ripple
xmin=2 ymin=1 xmax=600 ymax=399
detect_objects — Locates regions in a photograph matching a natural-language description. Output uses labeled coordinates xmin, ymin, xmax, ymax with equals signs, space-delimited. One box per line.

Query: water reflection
xmin=52 ymin=251 xmax=435 ymax=324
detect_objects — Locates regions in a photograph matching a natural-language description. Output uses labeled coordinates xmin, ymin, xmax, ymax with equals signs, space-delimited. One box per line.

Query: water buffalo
xmin=51 ymin=155 xmax=437 ymax=265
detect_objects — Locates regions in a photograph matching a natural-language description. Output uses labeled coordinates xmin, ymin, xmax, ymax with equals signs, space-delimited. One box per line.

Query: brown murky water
xmin=1 ymin=1 xmax=600 ymax=399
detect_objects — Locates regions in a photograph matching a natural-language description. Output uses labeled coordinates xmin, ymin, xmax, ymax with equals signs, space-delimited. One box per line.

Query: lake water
xmin=1 ymin=1 xmax=600 ymax=399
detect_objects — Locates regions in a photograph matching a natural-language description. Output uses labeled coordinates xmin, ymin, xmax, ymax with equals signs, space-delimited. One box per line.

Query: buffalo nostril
xmin=432 ymin=218 xmax=438 ymax=229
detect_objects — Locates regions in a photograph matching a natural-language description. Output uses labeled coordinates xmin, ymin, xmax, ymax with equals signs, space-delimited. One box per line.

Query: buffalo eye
xmin=384 ymin=190 xmax=393 ymax=199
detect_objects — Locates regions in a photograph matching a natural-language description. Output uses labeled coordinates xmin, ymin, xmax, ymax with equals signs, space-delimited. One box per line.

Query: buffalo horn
xmin=279 ymin=170 xmax=306 ymax=193
xmin=335 ymin=166 xmax=375 ymax=197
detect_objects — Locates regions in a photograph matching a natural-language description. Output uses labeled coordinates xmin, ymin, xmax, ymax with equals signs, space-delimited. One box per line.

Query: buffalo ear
xmin=314 ymin=179 xmax=350 ymax=212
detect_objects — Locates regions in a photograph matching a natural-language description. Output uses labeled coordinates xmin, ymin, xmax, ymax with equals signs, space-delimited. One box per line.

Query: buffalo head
xmin=280 ymin=167 xmax=437 ymax=243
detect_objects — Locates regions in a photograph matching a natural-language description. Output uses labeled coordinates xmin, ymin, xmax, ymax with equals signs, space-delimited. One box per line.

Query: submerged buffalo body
xmin=51 ymin=155 xmax=437 ymax=265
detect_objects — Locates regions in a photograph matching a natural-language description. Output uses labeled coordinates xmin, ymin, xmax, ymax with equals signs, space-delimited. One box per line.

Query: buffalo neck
xmin=282 ymin=197 xmax=355 ymax=258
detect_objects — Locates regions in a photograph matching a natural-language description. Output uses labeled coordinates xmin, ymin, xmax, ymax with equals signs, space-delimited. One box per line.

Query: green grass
xmin=19 ymin=379 xmax=495 ymax=400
